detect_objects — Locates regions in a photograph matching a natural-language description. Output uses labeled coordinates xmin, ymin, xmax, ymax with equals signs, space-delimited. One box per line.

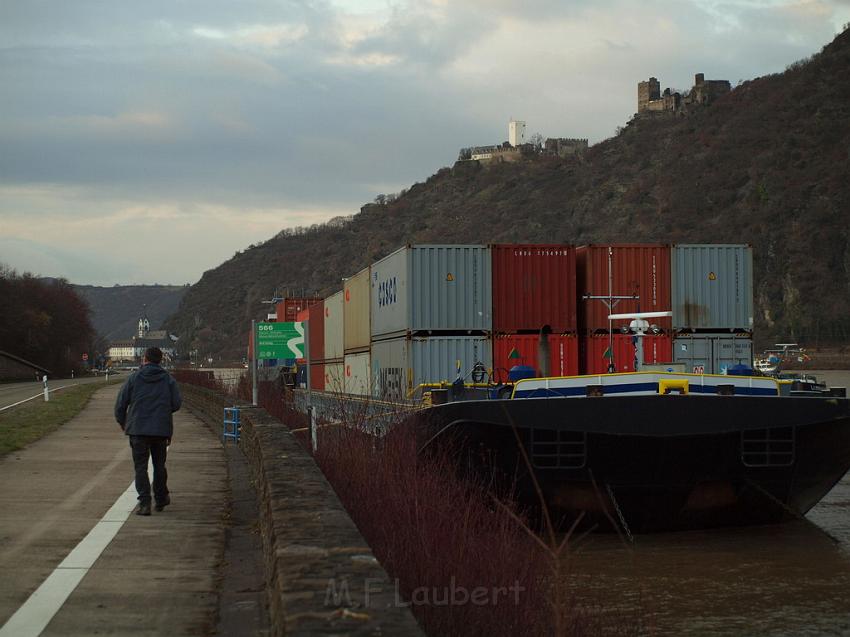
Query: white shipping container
xmin=371 ymin=335 xmax=492 ymax=401
xmin=323 ymin=361 xmax=345 ymax=393
xmin=370 ymin=245 xmax=492 ymax=339
xmin=344 ymin=266 xmax=371 ymax=353
xmin=323 ymin=291 xmax=344 ymax=361
xmin=344 ymin=351 xmax=371 ymax=396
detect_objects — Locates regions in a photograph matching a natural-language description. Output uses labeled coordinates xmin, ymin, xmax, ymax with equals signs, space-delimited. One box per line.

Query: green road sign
xmin=256 ymin=322 xmax=304 ymax=359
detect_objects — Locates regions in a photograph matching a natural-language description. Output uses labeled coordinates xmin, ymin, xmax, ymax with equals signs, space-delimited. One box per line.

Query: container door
xmin=371 ymin=337 xmax=409 ymax=401
xmin=410 ymin=336 xmax=493 ymax=390
xmin=409 ymin=245 xmax=492 ymax=333
xmin=674 ymin=335 xmax=712 ymax=374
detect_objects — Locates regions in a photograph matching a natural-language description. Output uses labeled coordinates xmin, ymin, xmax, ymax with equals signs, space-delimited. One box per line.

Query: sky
xmin=1 ymin=0 xmax=848 ymax=286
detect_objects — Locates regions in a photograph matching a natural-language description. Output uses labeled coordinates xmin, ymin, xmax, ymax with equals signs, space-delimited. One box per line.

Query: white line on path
xmin=0 ymin=475 xmax=141 ymax=637
xmin=0 ymin=384 xmax=80 ymax=412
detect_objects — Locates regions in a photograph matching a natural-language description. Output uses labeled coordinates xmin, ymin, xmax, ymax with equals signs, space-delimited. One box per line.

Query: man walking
xmin=114 ymin=347 xmax=182 ymax=516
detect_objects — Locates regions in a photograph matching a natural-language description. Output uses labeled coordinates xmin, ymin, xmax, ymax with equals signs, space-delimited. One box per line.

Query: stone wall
xmin=180 ymin=384 xmax=423 ymax=637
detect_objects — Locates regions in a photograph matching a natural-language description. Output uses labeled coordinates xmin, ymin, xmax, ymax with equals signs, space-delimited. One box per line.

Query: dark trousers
xmin=129 ymin=435 xmax=169 ymax=504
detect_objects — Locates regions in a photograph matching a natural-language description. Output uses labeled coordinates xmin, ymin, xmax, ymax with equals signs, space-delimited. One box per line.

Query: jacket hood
xmin=138 ymin=363 xmax=169 ymax=383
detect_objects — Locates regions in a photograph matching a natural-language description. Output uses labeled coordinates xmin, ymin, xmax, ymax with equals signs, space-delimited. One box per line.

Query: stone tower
xmin=637 ymin=77 xmax=661 ymax=112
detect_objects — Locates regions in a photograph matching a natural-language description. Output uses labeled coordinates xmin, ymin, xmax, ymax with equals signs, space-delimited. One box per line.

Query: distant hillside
xmin=74 ymin=284 xmax=187 ymax=342
xmin=164 ymin=28 xmax=850 ymax=360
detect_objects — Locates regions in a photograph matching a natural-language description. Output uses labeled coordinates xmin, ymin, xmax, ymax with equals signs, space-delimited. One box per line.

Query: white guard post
xmin=42 ymin=375 xmax=49 ymax=402
xmin=607 ymin=311 xmax=673 ymax=372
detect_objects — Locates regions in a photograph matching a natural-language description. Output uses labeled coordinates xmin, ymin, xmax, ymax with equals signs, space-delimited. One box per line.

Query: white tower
xmin=138 ymin=316 xmax=150 ymax=338
xmin=509 ymin=119 xmax=526 ymax=147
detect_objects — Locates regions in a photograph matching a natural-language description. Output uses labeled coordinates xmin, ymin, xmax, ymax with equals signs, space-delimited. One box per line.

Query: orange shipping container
xmin=580 ymin=334 xmax=673 ymax=374
xmin=492 ymin=334 xmax=579 ymax=383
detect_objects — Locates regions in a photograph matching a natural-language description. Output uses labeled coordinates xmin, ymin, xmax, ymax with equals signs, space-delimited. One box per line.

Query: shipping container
xmin=344 ymin=351 xmax=371 ymax=396
xmin=581 ymin=334 xmax=673 ymax=374
xmin=371 ymin=335 xmax=492 ymax=401
xmin=307 ymin=300 xmax=325 ymax=363
xmin=344 ymin=266 xmax=371 ymax=353
xmin=491 ymin=244 xmax=577 ymax=333
xmin=492 ymin=333 xmax=579 ymax=381
xmin=276 ymin=297 xmax=321 ymax=324
xmin=673 ymin=333 xmax=753 ymax=375
xmin=371 ymin=245 xmax=492 ymax=340
xmin=576 ymin=245 xmax=672 ymax=333
xmin=323 ymin=361 xmax=345 ymax=393
xmin=324 ymin=291 xmax=344 ymax=361
xmin=671 ymin=244 xmax=753 ymax=331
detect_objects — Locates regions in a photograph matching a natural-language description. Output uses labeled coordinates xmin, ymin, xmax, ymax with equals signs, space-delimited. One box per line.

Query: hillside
xmin=74 ymin=284 xmax=187 ymax=342
xmin=164 ymin=28 xmax=850 ymax=360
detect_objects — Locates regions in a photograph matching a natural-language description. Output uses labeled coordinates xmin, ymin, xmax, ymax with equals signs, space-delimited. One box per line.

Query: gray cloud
xmin=1 ymin=0 xmax=848 ymax=284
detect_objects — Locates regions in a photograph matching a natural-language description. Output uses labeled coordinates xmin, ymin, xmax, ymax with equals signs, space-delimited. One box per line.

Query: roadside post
xmin=309 ymin=406 xmax=318 ymax=453
xmin=42 ymin=375 xmax=49 ymax=402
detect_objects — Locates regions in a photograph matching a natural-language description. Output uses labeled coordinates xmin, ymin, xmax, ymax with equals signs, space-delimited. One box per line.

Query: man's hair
xmin=144 ymin=347 xmax=163 ymax=364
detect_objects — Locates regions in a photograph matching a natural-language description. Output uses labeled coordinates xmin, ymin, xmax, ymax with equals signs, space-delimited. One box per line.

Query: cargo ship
xmin=408 ymin=371 xmax=850 ymax=533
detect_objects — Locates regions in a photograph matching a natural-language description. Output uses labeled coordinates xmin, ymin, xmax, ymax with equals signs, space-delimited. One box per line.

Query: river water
xmin=568 ymin=370 xmax=850 ymax=636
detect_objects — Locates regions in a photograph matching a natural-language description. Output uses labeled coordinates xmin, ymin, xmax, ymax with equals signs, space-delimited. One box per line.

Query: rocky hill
xmin=74 ymin=284 xmax=187 ymax=342
xmin=164 ymin=28 xmax=850 ymax=360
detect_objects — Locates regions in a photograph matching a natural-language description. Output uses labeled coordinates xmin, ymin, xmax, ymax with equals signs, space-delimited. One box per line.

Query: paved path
xmin=0 ymin=384 xmax=227 ymax=636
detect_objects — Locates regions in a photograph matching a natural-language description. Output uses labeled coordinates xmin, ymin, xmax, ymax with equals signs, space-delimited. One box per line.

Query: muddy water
xmin=568 ymin=371 xmax=850 ymax=636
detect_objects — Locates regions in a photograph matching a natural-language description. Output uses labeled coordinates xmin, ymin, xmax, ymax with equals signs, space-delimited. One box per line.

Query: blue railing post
xmin=223 ymin=406 xmax=241 ymax=442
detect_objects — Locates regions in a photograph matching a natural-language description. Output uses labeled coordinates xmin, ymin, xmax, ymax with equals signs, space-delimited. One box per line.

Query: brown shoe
xmin=136 ymin=502 xmax=151 ymax=516
xmin=154 ymin=495 xmax=171 ymax=512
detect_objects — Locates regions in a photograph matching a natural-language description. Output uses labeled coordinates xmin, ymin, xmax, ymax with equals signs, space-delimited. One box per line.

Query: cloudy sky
xmin=1 ymin=1 xmax=848 ymax=285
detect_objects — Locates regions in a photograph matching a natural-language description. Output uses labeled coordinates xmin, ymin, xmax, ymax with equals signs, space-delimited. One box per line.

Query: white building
xmin=509 ymin=119 xmax=526 ymax=147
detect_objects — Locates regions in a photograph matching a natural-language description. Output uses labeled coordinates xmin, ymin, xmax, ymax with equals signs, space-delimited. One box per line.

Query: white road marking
xmin=0 ymin=472 xmax=144 ymax=637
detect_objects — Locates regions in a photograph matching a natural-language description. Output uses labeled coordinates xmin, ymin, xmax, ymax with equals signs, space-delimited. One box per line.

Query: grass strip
xmin=0 ymin=381 xmax=117 ymax=457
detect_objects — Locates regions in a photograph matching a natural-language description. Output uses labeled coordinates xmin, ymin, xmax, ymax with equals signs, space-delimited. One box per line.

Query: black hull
xmin=411 ymin=395 xmax=850 ymax=532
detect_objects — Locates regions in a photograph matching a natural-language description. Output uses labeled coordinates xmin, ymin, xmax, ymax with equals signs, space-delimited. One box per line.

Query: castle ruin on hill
xmin=638 ymin=73 xmax=731 ymax=116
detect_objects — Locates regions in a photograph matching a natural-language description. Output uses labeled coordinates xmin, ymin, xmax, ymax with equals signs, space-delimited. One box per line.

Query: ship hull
xmin=412 ymin=395 xmax=850 ymax=532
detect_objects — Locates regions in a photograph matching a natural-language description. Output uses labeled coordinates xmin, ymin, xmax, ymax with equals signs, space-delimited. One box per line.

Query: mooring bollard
xmin=42 ymin=375 xmax=49 ymax=402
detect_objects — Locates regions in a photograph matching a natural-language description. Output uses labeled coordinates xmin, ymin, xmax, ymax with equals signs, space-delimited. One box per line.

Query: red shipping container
xmin=310 ymin=362 xmax=325 ymax=391
xmin=581 ymin=334 xmax=673 ymax=374
xmin=492 ymin=244 xmax=577 ymax=333
xmin=492 ymin=333 xmax=579 ymax=382
xmin=576 ymin=245 xmax=671 ymax=333
xmin=276 ymin=297 xmax=321 ymax=323
xmin=308 ymin=300 xmax=325 ymax=362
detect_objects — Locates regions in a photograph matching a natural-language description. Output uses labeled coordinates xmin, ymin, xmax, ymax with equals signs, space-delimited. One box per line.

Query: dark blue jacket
xmin=114 ymin=364 xmax=181 ymax=437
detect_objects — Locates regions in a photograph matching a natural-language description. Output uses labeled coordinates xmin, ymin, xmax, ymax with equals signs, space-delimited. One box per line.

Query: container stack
xmin=671 ymin=244 xmax=754 ymax=374
xmin=576 ymin=244 xmax=673 ymax=373
xmin=490 ymin=244 xmax=579 ymax=381
xmin=343 ymin=266 xmax=371 ymax=396
xmin=370 ymin=245 xmax=492 ymax=401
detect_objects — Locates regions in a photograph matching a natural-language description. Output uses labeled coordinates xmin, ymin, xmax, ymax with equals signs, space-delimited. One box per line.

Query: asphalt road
xmin=0 ymin=375 xmax=122 ymax=412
